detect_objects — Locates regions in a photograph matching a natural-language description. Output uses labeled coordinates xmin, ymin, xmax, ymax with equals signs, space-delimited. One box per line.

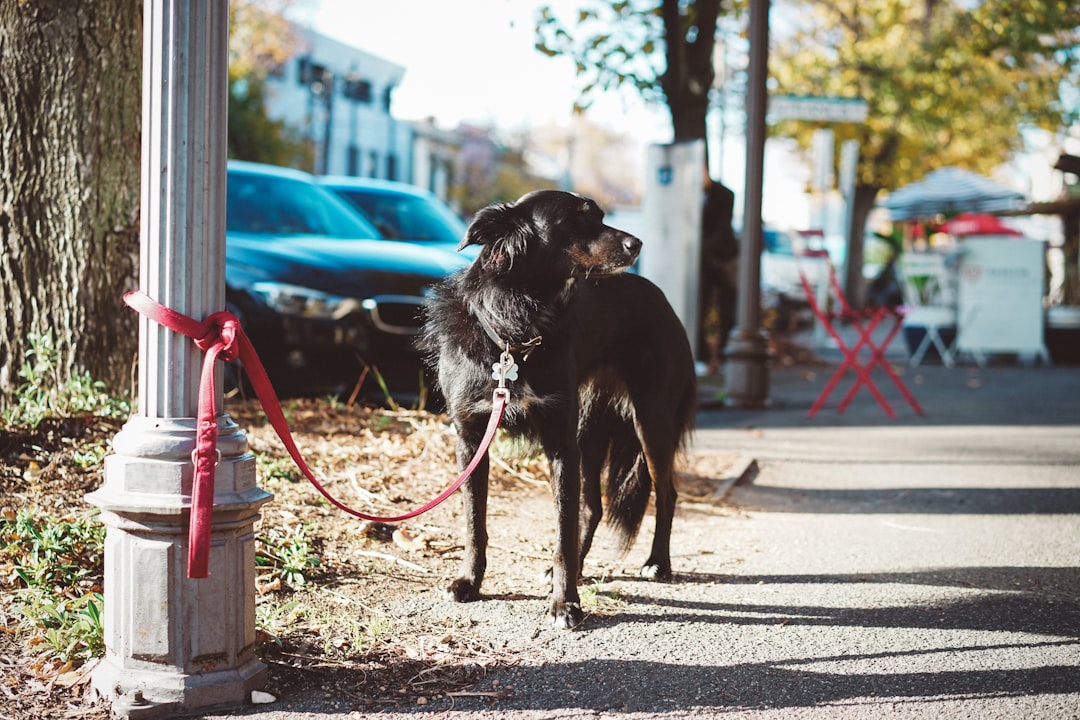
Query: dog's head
xmin=460 ymin=190 xmax=643 ymax=280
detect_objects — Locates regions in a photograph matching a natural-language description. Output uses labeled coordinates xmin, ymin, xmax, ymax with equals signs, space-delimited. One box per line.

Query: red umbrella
xmin=937 ymin=213 xmax=1023 ymax=237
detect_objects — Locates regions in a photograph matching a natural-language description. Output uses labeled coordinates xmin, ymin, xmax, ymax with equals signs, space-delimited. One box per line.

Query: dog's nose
xmin=623 ymin=235 xmax=642 ymax=255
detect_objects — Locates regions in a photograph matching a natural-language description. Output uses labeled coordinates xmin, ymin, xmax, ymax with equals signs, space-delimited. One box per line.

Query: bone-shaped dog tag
xmin=491 ymin=352 xmax=519 ymax=385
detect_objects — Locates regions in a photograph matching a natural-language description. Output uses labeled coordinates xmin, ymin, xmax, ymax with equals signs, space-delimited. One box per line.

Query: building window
xmin=347 ymin=145 xmax=360 ymax=177
xmin=366 ymin=151 xmax=378 ymax=178
xmin=386 ymin=154 xmax=397 ymax=181
xmin=344 ymin=76 xmax=373 ymax=104
xmin=298 ymin=56 xmax=330 ymax=88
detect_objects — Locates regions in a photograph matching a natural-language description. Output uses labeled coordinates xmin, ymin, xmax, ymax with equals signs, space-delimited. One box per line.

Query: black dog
xmin=421 ymin=190 xmax=696 ymax=628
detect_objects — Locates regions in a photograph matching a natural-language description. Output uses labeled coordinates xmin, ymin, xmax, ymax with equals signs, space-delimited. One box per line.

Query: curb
xmin=705 ymin=454 xmax=758 ymax=502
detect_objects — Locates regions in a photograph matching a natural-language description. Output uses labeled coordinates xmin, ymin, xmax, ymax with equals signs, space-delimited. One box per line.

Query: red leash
xmin=122 ymin=291 xmax=507 ymax=579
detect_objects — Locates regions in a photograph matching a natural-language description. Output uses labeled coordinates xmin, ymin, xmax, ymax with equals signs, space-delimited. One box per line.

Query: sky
xmin=291 ymin=0 xmax=672 ymax=140
xmin=290 ymin=0 xmax=812 ymax=227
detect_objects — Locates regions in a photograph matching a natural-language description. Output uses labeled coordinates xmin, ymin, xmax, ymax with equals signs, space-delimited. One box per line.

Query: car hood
xmin=226 ymin=233 xmax=470 ymax=298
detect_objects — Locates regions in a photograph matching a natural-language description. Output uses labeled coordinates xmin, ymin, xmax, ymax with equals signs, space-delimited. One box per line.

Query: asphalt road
xmin=201 ymin=360 xmax=1080 ymax=720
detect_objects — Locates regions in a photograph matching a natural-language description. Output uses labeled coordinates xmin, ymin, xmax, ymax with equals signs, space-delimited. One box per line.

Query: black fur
xmin=420 ymin=190 xmax=696 ymax=628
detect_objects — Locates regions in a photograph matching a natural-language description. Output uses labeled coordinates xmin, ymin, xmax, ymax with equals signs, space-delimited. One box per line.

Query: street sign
xmin=768 ymin=95 xmax=869 ymax=123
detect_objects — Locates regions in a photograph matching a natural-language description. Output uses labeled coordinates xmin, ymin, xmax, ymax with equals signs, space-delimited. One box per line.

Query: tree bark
xmin=0 ymin=1 xmax=141 ymax=407
xmin=661 ymin=0 xmax=719 ymax=149
xmin=844 ymin=183 xmax=881 ymax=309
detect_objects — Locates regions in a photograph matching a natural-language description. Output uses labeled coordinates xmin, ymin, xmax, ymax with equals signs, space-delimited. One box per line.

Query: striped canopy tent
xmin=881 ymin=166 xmax=1027 ymax=221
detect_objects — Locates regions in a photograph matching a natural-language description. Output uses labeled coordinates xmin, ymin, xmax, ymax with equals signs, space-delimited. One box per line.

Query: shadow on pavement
xmin=730 ymin=485 xmax=1080 ymax=514
xmin=479 ymin=568 xmax=1080 ymax=713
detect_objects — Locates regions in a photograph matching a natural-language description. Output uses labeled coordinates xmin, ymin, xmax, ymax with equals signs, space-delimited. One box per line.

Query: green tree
xmin=770 ymin=0 xmax=1080 ymax=303
xmin=535 ymin=0 xmax=744 ymax=361
xmin=228 ymin=75 xmax=313 ymax=169
xmin=228 ymin=0 xmax=311 ymax=168
xmin=535 ymin=0 xmax=739 ymax=164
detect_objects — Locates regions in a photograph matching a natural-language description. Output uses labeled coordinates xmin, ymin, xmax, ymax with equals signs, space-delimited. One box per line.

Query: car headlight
xmin=250 ymin=282 xmax=362 ymax=320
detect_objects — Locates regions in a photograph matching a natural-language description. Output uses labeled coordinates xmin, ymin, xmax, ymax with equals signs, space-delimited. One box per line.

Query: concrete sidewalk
xmin=201 ymin=354 xmax=1080 ymax=720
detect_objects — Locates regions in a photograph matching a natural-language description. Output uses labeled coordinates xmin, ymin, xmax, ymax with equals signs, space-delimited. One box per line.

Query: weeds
xmin=580 ymin=575 xmax=625 ymax=612
xmin=367 ymin=363 xmax=400 ymax=412
xmin=311 ymin=605 xmax=397 ymax=659
xmin=256 ymin=454 xmax=302 ymax=485
xmin=256 ymin=524 xmax=321 ymax=588
xmin=2 ymin=333 xmax=130 ymax=429
xmin=0 ymin=509 xmax=106 ymax=665
xmin=70 ymin=441 xmax=111 ymax=472
xmin=255 ymin=598 xmax=304 ymax=647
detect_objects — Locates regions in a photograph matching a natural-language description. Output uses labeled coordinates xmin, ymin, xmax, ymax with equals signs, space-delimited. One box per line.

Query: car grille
xmin=362 ymin=295 xmax=426 ymax=336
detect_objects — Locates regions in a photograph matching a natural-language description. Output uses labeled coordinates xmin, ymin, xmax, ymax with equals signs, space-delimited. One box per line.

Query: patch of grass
xmin=256 ymin=454 xmax=302 ymax=485
xmin=580 ymin=575 xmax=625 ymax=613
xmin=314 ymin=605 xmax=397 ymax=659
xmin=256 ymin=524 xmax=321 ymax=588
xmin=2 ymin=333 xmax=130 ymax=428
xmin=70 ymin=441 xmax=111 ymax=471
xmin=256 ymin=598 xmax=304 ymax=647
xmin=0 ymin=509 xmax=106 ymax=665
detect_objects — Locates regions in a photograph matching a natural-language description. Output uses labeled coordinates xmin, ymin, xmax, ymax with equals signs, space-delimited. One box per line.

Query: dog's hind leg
xmin=635 ymin=417 xmax=678 ymax=582
xmin=446 ymin=424 xmax=490 ymax=603
xmin=640 ymin=459 xmax=675 ymax=581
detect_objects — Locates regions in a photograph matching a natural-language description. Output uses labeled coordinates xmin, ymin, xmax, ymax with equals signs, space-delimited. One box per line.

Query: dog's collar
xmin=474 ymin=311 xmax=543 ymax=361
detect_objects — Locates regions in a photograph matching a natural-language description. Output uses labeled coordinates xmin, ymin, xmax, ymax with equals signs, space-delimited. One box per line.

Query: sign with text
xmin=957 ymin=237 xmax=1046 ymax=356
xmin=769 ymin=95 xmax=869 ymax=123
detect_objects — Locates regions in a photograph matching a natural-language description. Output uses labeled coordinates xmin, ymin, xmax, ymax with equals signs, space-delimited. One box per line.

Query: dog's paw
xmin=445 ymin=578 xmax=481 ymax=603
xmin=639 ymin=562 xmax=672 ymax=582
xmin=548 ymin=600 xmax=584 ymax=629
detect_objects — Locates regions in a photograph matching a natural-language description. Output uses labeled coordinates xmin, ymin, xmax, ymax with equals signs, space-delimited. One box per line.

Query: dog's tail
xmin=603 ymin=418 xmax=651 ymax=553
xmin=603 ymin=379 xmax=696 ymax=554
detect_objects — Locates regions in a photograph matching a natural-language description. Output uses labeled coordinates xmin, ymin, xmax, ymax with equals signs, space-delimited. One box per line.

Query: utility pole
xmin=724 ymin=0 xmax=771 ymax=408
xmin=88 ymin=2 xmax=271 ymax=716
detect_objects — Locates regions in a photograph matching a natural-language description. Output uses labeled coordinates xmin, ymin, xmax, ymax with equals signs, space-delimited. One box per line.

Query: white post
xmin=640 ymin=140 xmax=705 ymax=345
xmin=87 ymin=1 xmax=271 ymax=716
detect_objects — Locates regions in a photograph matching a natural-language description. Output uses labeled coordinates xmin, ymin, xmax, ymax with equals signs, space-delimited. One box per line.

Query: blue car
xmin=225 ymin=161 xmax=469 ymax=400
xmin=316 ymin=175 xmax=476 ymax=259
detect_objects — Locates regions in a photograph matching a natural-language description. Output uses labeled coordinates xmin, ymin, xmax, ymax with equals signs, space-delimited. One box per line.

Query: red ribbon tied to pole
xmin=122 ymin=290 xmax=506 ymax=579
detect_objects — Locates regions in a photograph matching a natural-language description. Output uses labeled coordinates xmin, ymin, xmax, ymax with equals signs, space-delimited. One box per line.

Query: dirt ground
xmin=0 ymin=398 xmax=738 ymax=719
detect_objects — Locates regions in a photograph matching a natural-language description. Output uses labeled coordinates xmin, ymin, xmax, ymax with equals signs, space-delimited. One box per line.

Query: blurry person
xmin=699 ymin=176 xmax=739 ymax=373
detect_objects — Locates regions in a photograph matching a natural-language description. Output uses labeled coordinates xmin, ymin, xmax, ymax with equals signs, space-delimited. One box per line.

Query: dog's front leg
xmin=545 ymin=440 xmax=585 ymax=629
xmin=446 ymin=427 xmax=489 ymax=603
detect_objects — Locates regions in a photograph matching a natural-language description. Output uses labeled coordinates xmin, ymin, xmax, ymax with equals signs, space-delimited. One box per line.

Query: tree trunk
xmin=661 ymin=0 xmax=719 ymax=150
xmin=0 ymin=1 xmax=141 ymax=409
xmin=844 ymin=183 xmax=881 ymax=309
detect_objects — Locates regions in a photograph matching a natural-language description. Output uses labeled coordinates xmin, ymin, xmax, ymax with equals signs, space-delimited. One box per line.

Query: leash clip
xmin=492 ymin=348 xmax=519 ymax=388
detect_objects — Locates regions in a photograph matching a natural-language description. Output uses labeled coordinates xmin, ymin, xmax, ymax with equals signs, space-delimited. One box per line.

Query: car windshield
xmin=227 ymin=172 xmax=381 ymax=238
xmin=334 ymin=189 xmax=466 ymax=243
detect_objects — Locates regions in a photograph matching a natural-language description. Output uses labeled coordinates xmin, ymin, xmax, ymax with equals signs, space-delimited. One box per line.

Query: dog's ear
xmin=460 ymin=202 xmax=533 ymax=275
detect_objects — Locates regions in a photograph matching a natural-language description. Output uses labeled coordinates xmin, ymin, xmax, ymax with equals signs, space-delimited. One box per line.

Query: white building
xmin=262 ymin=25 xmax=459 ymax=198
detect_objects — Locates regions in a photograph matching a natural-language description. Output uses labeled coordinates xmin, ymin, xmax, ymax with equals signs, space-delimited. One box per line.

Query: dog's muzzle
xmin=621 ymin=234 xmax=643 ymax=263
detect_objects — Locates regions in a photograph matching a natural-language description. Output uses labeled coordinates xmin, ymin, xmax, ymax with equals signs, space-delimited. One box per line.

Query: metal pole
xmin=724 ymin=0 xmax=771 ymax=408
xmin=87 ymin=1 xmax=271 ymax=716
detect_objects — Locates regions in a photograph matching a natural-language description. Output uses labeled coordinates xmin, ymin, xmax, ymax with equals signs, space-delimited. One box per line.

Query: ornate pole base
xmin=87 ymin=416 xmax=271 ymax=718
xmin=724 ymin=328 xmax=771 ymax=409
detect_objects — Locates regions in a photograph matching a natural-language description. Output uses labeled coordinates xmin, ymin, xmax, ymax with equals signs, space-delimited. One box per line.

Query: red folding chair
xmin=798 ymin=262 xmax=924 ymax=419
